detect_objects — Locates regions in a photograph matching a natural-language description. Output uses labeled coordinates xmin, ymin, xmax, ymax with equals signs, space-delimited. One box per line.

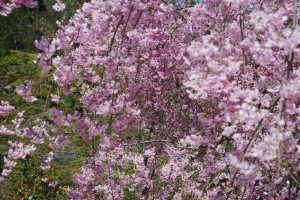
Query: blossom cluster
xmin=15 ymin=80 xmax=37 ymax=102
xmin=0 ymin=101 xmax=14 ymax=116
xmin=0 ymin=0 xmax=37 ymax=16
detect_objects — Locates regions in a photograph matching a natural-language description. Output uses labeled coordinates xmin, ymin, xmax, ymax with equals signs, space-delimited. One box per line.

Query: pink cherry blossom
xmin=0 ymin=101 xmax=14 ymax=116
xmin=53 ymin=0 xmax=65 ymax=12
xmin=15 ymin=81 xmax=37 ymax=102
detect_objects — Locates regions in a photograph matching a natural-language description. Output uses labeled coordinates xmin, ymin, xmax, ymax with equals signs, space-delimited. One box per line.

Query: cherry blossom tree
xmin=2 ymin=0 xmax=300 ymax=199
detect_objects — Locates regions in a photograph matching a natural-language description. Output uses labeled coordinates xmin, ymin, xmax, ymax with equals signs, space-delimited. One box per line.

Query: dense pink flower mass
xmin=3 ymin=0 xmax=300 ymax=199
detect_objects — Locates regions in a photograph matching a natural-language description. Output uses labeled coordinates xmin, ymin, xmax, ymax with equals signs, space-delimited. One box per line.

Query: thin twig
xmin=123 ymin=139 xmax=169 ymax=146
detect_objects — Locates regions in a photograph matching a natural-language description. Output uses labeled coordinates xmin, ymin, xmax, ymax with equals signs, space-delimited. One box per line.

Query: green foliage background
xmin=0 ymin=1 xmax=89 ymax=199
xmin=0 ymin=0 xmax=86 ymax=55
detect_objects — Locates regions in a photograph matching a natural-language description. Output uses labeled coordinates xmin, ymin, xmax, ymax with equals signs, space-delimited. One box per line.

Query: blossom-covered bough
xmin=0 ymin=0 xmax=37 ymax=16
xmin=2 ymin=0 xmax=300 ymax=199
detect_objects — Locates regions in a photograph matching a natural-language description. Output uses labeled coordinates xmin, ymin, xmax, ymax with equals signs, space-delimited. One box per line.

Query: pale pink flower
xmin=53 ymin=0 xmax=65 ymax=12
